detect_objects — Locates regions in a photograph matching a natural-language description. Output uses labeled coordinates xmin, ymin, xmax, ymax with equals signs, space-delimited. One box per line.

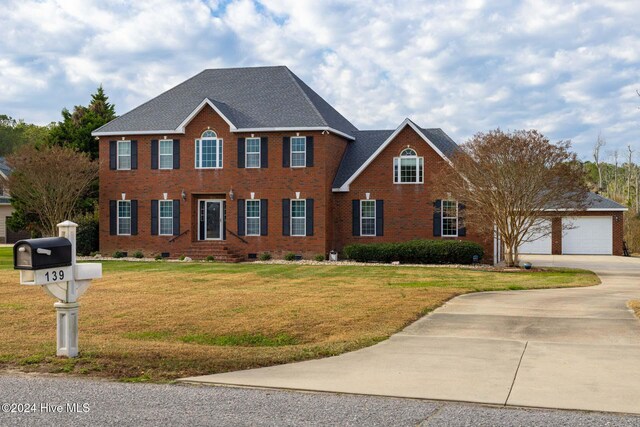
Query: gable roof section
xmin=92 ymin=66 xmax=357 ymax=139
xmin=332 ymin=118 xmax=459 ymax=191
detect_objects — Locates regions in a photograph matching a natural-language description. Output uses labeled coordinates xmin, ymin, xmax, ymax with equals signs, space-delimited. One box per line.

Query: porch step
xmin=183 ymin=243 xmax=244 ymax=263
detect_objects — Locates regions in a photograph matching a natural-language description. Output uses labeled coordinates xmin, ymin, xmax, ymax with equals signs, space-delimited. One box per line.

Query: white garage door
xmin=518 ymin=219 xmax=552 ymax=254
xmin=562 ymin=217 xmax=612 ymax=255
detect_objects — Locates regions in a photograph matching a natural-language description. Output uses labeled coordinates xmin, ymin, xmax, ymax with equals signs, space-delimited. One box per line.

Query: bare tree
xmin=593 ymin=132 xmax=606 ymax=190
xmin=613 ymin=150 xmax=619 ymax=199
xmin=434 ymin=129 xmax=588 ymax=267
xmin=1 ymin=145 xmax=98 ymax=236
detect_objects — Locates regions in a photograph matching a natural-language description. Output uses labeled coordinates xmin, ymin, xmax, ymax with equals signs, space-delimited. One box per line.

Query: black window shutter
xmin=433 ymin=199 xmax=442 ymax=237
xmin=306 ymin=136 xmax=314 ymax=167
xmin=352 ymin=200 xmax=360 ymax=236
xmin=237 ymin=138 xmax=245 ymax=168
xmin=131 ymin=200 xmax=138 ymax=235
xmin=260 ymin=199 xmax=268 ymax=236
xmin=260 ymin=137 xmax=268 ymax=168
xmin=151 ymin=200 xmax=158 ymax=236
xmin=131 ymin=140 xmax=138 ymax=169
xmin=173 ymin=139 xmax=180 ymax=169
xmin=283 ymin=137 xmax=290 ymax=167
xmin=282 ymin=199 xmax=290 ymax=236
xmin=173 ymin=200 xmax=180 ymax=235
xmin=458 ymin=202 xmax=466 ymax=237
xmin=376 ymin=200 xmax=384 ymax=236
xmin=150 ymin=140 xmax=158 ymax=169
xmin=109 ymin=141 xmax=117 ymax=170
xmin=306 ymin=198 xmax=314 ymax=236
xmin=237 ymin=199 xmax=245 ymax=236
xmin=109 ymin=200 xmax=117 ymax=235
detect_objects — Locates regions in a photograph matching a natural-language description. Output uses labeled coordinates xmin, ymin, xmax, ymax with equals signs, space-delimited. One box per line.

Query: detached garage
xmin=517 ymin=193 xmax=627 ymax=256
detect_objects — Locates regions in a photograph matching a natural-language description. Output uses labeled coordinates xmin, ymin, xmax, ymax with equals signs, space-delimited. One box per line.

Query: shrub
xmin=178 ymin=255 xmax=186 ymax=261
xmin=284 ymin=252 xmax=296 ymax=261
xmin=112 ymin=250 xmax=126 ymax=259
xmin=342 ymin=239 xmax=484 ymax=264
xmin=206 ymin=255 xmax=215 ymax=262
xmin=259 ymin=252 xmax=272 ymax=261
xmin=314 ymin=254 xmax=325 ymax=262
xmin=132 ymin=250 xmax=144 ymax=259
xmin=154 ymin=254 xmax=163 ymax=261
xmin=75 ymin=212 xmax=99 ymax=256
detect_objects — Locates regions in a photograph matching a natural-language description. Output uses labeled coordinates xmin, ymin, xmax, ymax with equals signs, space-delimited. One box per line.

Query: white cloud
xmin=1 ymin=0 xmax=639 ymax=158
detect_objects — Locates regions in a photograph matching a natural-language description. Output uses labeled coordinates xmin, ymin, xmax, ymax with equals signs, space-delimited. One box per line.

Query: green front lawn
xmin=0 ymin=247 xmax=599 ymax=381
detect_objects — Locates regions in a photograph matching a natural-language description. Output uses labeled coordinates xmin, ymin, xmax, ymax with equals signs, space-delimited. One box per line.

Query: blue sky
xmin=1 ymin=0 xmax=639 ymax=160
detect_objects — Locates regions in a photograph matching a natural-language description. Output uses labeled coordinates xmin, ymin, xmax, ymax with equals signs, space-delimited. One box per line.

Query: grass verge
xmin=0 ymin=248 xmax=599 ymax=381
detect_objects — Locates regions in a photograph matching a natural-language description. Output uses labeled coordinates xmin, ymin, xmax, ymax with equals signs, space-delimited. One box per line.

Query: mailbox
xmin=14 ymin=237 xmax=72 ymax=270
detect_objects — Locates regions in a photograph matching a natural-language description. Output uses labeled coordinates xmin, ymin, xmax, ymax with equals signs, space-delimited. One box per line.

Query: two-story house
xmin=93 ymin=66 xmax=626 ymax=262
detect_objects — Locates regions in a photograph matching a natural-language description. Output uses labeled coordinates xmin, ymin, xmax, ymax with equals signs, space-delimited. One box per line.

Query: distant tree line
xmin=585 ymin=134 xmax=639 ymax=253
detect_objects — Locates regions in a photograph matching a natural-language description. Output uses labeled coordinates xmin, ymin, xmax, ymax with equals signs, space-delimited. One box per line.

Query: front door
xmin=199 ymin=200 xmax=225 ymax=240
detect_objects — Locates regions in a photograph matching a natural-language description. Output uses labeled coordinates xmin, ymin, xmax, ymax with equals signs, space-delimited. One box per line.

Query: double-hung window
xmin=159 ymin=140 xmax=173 ymax=169
xmin=117 ymin=200 xmax=131 ymax=235
xmin=246 ymin=200 xmax=260 ymax=236
xmin=291 ymin=199 xmax=306 ymax=236
xmin=360 ymin=200 xmax=376 ymax=236
xmin=159 ymin=200 xmax=173 ymax=235
xmin=290 ymin=136 xmax=306 ymax=167
xmin=393 ymin=148 xmax=424 ymax=183
xmin=195 ymin=130 xmax=223 ymax=168
xmin=442 ymin=200 xmax=458 ymax=237
xmin=245 ymin=137 xmax=261 ymax=168
xmin=117 ymin=140 xmax=131 ymax=170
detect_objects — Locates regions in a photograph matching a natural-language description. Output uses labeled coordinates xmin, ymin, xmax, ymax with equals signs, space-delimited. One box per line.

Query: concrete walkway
xmin=180 ymin=255 xmax=640 ymax=414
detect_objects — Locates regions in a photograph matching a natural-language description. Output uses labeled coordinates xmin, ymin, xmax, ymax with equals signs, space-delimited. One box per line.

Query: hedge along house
xmin=93 ymin=66 xmax=625 ymax=262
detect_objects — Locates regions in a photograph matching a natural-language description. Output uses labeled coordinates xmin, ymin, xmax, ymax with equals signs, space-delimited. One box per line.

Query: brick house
xmin=92 ymin=66 xmax=626 ymax=262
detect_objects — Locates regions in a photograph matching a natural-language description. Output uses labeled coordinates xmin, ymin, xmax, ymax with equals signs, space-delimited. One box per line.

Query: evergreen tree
xmin=48 ymin=86 xmax=116 ymax=160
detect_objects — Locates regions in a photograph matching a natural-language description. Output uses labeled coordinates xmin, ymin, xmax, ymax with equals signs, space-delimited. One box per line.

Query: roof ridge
xmin=94 ymin=69 xmax=210 ymax=134
xmin=283 ymin=67 xmax=328 ymax=127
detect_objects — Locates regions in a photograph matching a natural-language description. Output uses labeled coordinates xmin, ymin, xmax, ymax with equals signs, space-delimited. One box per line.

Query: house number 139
xmin=44 ymin=270 xmax=65 ymax=282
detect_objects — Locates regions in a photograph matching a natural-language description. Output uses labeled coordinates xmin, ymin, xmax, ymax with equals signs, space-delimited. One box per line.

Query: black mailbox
xmin=13 ymin=237 xmax=72 ymax=270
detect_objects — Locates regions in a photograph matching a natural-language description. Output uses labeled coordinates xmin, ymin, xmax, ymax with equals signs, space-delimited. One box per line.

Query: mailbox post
xmin=14 ymin=221 xmax=102 ymax=357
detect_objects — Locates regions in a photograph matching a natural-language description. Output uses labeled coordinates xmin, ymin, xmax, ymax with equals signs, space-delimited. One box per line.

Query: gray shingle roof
xmin=332 ymin=123 xmax=460 ymax=189
xmin=93 ymin=66 xmax=357 ymax=137
xmin=0 ymin=157 xmax=11 ymax=177
xmin=583 ymin=192 xmax=626 ymax=210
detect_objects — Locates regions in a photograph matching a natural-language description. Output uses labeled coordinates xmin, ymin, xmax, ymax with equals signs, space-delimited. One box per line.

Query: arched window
xmin=394 ymin=147 xmax=423 ymax=183
xmin=195 ymin=130 xmax=222 ymax=168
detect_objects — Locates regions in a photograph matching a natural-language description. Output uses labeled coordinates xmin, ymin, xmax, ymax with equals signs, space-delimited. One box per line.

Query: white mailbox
xmin=14 ymin=220 xmax=102 ymax=358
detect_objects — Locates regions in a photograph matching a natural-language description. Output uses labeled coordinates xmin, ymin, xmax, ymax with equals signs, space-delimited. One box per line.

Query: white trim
xmin=245 ymin=137 xmax=261 ymax=169
xmin=158 ymin=199 xmax=173 ymax=236
xmin=177 ymin=98 xmax=237 ymax=133
xmin=393 ymin=152 xmax=424 ymax=184
xmin=245 ymin=199 xmax=261 ymax=236
xmin=93 ymin=130 xmax=178 ymax=136
xmin=360 ymin=199 xmax=376 ymax=237
xmin=543 ymin=208 xmax=628 ymax=212
xmin=117 ymin=140 xmax=132 ymax=170
xmin=441 ymin=200 xmax=458 ymax=237
xmin=158 ymin=139 xmax=174 ymax=170
xmin=117 ymin=200 xmax=132 ymax=236
xmin=290 ymin=136 xmax=307 ymax=168
xmin=235 ymin=127 xmax=355 ymax=141
xmin=290 ymin=199 xmax=306 ymax=236
xmin=334 ymin=118 xmax=451 ymax=192
xmin=0 ymin=170 xmax=8 ymax=180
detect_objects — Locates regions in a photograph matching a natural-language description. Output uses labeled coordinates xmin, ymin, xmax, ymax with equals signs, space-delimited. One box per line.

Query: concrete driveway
xmin=180 ymin=255 xmax=640 ymax=414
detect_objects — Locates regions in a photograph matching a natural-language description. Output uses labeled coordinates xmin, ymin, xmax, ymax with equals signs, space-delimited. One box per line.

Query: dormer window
xmin=195 ymin=130 xmax=223 ymax=169
xmin=393 ymin=148 xmax=423 ymax=184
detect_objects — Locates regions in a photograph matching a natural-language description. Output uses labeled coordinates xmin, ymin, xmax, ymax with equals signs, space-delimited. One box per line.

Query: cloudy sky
xmin=1 ymin=0 xmax=639 ymax=159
